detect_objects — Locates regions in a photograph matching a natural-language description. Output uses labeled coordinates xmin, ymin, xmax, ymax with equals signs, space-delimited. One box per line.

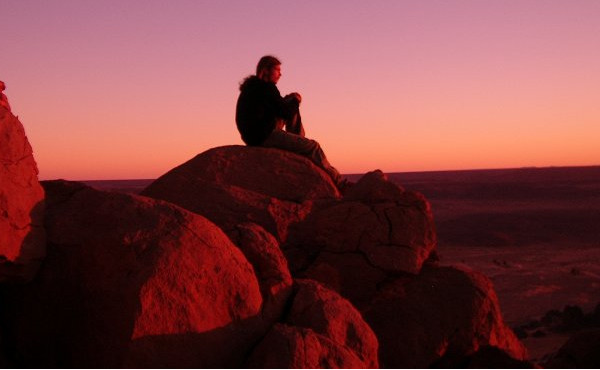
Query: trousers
xmin=261 ymin=118 xmax=342 ymax=186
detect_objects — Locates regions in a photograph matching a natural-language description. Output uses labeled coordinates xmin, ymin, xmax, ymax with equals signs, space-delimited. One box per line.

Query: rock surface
xmin=228 ymin=222 xmax=293 ymax=323
xmin=141 ymin=145 xmax=340 ymax=241
xmin=284 ymin=170 xmax=437 ymax=307
xmin=246 ymin=324 xmax=366 ymax=368
xmin=363 ymin=264 xmax=528 ymax=368
xmin=0 ymin=181 xmax=263 ymax=368
xmin=0 ymin=107 xmax=45 ymax=282
xmin=286 ymin=279 xmax=379 ymax=368
xmin=247 ymin=279 xmax=378 ymax=368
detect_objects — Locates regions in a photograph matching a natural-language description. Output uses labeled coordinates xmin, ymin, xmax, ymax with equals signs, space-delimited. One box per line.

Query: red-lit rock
xmin=284 ymin=170 xmax=437 ymax=306
xmin=228 ymin=222 xmax=292 ymax=323
xmin=246 ymin=279 xmax=379 ymax=368
xmin=246 ymin=324 xmax=366 ymax=369
xmin=344 ymin=169 xmax=407 ymax=203
xmin=141 ymin=145 xmax=340 ymax=241
xmin=1 ymin=181 xmax=263 ymax=368
xmin=287 ymin=279 xmax=379 ymax=368
xmin=363 ymin=265 xmax=527 ymax=368
xmin=0 ymin=107 xmax=45 ymax=282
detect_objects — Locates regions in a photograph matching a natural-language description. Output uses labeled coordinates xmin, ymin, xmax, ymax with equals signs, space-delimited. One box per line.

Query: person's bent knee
xmin=300 ymin=139 xmax=322 ymax=157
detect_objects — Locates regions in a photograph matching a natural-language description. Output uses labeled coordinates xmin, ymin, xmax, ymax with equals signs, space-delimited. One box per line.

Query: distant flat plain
xmin=85 ymin=165 xmax=600 ymax=363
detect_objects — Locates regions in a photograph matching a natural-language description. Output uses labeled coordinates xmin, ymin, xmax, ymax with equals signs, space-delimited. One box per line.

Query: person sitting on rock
xmin=235 ymin=55 xmax=345 ymax=188
xmin=0 ymin=81 xmax=11 ymax=112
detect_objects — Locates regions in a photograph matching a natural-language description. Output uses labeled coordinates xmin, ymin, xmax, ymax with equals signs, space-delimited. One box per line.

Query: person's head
xmin=256 ymin=55 xmax=282 ymax=84
xmin=0 ymin=81 xmax=5 ymax=91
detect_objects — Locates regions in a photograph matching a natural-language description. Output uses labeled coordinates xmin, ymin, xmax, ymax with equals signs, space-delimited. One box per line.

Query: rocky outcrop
xmin=247 ymin=279 xmax=378 ymax=368
xmin=284 ymin=170 xmax=437 ymax=307
xmin=141 ymin=145 xmax=340 ymax=241
xmin=363 ymin=265 xmax=527 ymax=368
xmin=2 ymin=140 xmax=530 ymax=368
xmin=138 ymin=146 xmax=526 ymax=367
xmin=0 ymin=107 xmax=45 ymax=282
xmin=0 ymin=181 xmax=264 ymax=368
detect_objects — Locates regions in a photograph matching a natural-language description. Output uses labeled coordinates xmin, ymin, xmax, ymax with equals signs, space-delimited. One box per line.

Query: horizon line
xmin=47 ymin=164 xmax=600 ymax=183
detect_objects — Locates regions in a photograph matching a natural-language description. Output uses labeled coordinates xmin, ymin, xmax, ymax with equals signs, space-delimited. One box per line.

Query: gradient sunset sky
xmin=3 ymin=0 xmax=599 ymax=180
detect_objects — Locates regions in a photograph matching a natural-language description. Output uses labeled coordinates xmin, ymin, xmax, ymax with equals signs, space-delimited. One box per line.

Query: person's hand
xmin=291 ymin=92 xmax=302 ymax=104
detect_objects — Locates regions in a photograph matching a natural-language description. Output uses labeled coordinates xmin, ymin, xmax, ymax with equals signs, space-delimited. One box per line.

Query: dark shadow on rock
xmin=125 ymin=316 xmax=266 ymax=368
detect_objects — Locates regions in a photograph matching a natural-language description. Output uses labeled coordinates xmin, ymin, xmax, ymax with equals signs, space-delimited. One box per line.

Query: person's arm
xmin=267 ymin=84 xmax=298 ymax=120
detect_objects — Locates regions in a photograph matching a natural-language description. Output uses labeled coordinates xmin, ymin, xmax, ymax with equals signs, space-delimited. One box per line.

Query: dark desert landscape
xmin=85 ymin=165 xmax=600 ymax=365
xmin=380 ymin=166 xmax=600 ymax=364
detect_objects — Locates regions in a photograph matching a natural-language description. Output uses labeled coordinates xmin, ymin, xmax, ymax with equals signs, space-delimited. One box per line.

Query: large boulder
xmin=284 ymin=170 xmax=437 ymax=307
xmin=0 ymin=181 xmax=263 ymax=368
xmin=141 ymin=145 xmax=340 ymax=241
xmin=247 ymin=279 xmax=378 ymax=368
xmin=0 ymin=107 xmax=45 ymax=282
xmin=363 ymin=265 xmax=527 ymax=368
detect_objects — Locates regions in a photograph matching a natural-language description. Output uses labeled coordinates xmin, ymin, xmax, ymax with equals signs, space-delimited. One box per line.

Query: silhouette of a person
xmin=236 ymin=55 xmax=344 ymax=187
xmin=0 ymin=81 xmax=11 ymax=112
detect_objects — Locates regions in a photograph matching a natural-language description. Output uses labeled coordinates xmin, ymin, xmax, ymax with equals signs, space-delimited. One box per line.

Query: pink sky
xmin=2 ymin=0 xmax=599 ymax=180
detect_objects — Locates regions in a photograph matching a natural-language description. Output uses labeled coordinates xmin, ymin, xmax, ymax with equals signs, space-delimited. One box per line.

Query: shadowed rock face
xmin=141 ymin=145 xmax=340 ymax=241
xmin=0 ymin=107 xmax=45 ymax=282
xmin=246 ymin=323 xmax=367 ymax=368
xmin=228 ymin=222 xmax=293 ymax=324
xmin=363 ymin=265 xmax=528 ymax=368
xmin=0 ymin=181 xmax=263 ymax=368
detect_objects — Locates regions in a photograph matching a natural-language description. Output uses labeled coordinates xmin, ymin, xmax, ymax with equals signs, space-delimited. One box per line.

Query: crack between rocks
xmin=318 ymin=248 xmax=387 ymax=274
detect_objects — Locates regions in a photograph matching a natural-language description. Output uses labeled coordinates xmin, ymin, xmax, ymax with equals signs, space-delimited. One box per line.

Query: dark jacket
xmin=235 ymin=76 xmax=299 ymax=146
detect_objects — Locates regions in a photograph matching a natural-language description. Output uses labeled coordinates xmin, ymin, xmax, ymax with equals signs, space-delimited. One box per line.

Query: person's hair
xmin=256 ymin=55 xmax=281 ymax=77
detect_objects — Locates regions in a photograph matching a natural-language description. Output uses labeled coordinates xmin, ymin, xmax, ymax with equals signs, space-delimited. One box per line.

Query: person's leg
xmin=285 ymin=110 xmax=305 ymax=137
xmin=262 ymin=129 xmax=342 ymax=185
xmin=283 ymin=96 xmax=305 ymax=137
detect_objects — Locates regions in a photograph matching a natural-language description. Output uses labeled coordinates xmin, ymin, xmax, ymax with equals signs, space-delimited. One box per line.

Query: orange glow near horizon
xmin=3 ymin=1 xmax=599 ymax=180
